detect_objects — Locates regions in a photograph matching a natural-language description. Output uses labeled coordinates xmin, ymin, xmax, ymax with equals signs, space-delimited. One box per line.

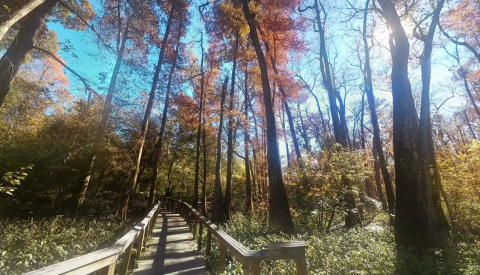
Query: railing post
xmin=119 ymin=242 xmax=133 ymax=275
xmin=143 ymin=220 xmax=149 ymax=248
xmin=252 ymin=263 xmax=261 ymax=275
xmin=197 ymin=222 xmax=203 ymax=251
xmin=242 ymin=265 xmax=250 ymax=275
xmin=100 ymin=263 xmax=115 ymax=275
xmin=295 ymin=259 xmax=308 ymax=275
xmin=136 ymin=227 xmax=145 ymax=260
xmin=206 ymin=230 xmax=212 ymax=256
xmin=193 ymin=215 xmax=197 ymax=238
xmin=218 ymin=243 xmax=227 ymax=273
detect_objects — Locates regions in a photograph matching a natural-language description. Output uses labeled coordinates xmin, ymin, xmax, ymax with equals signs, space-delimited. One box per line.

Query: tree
xmin=211 ymin=76 xmax=229 ymax=223
xmin=376 ymin=0 xmax=444 ymax=248
xmin=122 ymin=1 xmax=175 ymax=221
xmin=299 ymin=0 xmax=362 ymax=228
xmin=241 ymin=0 xmax=295 ymax=234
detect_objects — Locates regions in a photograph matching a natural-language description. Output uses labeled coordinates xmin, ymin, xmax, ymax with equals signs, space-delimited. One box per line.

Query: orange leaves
xmin=172 ymin=92 xmax=198 ymax=130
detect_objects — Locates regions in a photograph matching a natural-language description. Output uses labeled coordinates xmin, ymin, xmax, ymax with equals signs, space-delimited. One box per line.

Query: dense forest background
xmin=1 ymin=0 xmax=480 ymax=274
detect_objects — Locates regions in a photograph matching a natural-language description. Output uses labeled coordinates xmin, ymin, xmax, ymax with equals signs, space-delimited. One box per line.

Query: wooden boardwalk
xmin=135 ymin=210 xmax=210 ymax=275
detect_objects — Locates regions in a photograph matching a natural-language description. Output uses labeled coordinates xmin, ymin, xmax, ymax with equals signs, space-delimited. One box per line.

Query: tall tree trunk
xmin=244 ymin=72 xmax=253 ymax=214
xmin=360 ymin=90 xmax=374 ymax=198
xmin=76 ymin=21 xmax=129 ymax=211
xmin=417 ymin=0 xmax=449 ymax=230
xmin=0 ymin=0 xmax=58 ymax=107
xmin=313 ymin=0 xmax=361 ymax=228
xmin=0 ymin=0 xmax=48 ymax=41
xmin=202 ymin=84 xmax=208 ymax=216
xmin=262 ymin=42 xmax=303 ymax=165
xmin=241 ymin=0 xmax=295 ymax=233
xmin=193 ymin=33 xmax=205 ymax=210
xmin=147 ymin=23 xmax=182 ymax=207
xmin=378 ymin=0 xmax=441 ymax=248
xmin=362 ymin=0 xmax=395 ymax=217
xmin=121 ymin=3 xmax=174 ymax=221
xmin=282 ymin=104 xmax=291 ymax=168
xmin=211 ymin=76 xmax=229 ymax=223
xmin=225 ymin=34 xmax=239 ymax=220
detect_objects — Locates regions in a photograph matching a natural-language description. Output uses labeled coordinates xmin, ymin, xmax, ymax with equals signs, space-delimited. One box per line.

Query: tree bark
xmin=225 ymin=34 xmax=239 ymax=220
xmin=282 ymin=104 xmax=291 ymax=168
xmin=241 ymin=0 xmax=295 ymax=234
xmin=0 ymin=0 xmax=58 ymax=107
xmin=211 ymin=76 xmax=229 ymax=223
xmin=193 ymin=33 xmax=206 ymax=210
xmin=76 ymin=21 xmax=129 ymax=211
xmin=147 ymin=22 xmax=182 ymax=207
xmin=417 ymin=0 xmax=449 ymax=230
xmin=121 ymin=3 xmax=174 ymax=221
xmin=0 ymin=0 xmax=48 ymax=42
xmin=377 ymin=0 xmax=441 ymax=248
xmin=244 ymin=73 xmax=253 ymax=214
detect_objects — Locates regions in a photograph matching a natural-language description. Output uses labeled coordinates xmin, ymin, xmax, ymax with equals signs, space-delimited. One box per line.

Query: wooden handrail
xmin=23 ymin=204 xmax=161 ymax=275
xmin=161 ymin=196 xmax=308 ymax=275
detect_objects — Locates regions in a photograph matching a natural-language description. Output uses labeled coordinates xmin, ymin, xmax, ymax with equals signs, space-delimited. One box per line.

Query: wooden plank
xmin=136 ymin=228 xmax=145 ymax=260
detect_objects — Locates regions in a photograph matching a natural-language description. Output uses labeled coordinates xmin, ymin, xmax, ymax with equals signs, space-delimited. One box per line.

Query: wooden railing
xmin=23 ymin=204 xmax=160 ymax=275
xmin=161 ymin=196 xmax=308 ymax=275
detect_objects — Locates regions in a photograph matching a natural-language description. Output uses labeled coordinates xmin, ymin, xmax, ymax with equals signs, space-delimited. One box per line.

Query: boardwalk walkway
xmin=135 ymin=210 xmax=209 ymax=275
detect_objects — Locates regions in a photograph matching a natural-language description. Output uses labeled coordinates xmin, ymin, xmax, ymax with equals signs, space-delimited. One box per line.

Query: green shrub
xmin=0 ymin=216 xmax=125 ymax=274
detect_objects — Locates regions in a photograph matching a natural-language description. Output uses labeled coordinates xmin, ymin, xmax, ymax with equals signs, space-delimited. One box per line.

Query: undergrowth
xmin=203 ymin=213 xmax=480 ymax=275
xmin=0 ymin=216 xmax=127 ymax=274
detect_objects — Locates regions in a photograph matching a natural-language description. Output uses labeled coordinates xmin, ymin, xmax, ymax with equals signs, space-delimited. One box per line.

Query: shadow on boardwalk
xmin=135 ymin=211 xmax=209 ymax=275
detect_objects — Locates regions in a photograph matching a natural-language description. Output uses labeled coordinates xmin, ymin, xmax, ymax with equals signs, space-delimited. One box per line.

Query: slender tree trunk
xmin=193 ymin=33 xmax=206 ymax=210
xmin=121 ymin=4 xmax=174 ymax=221
xmin=360 ymin=90 xmax=374 ymax=198
xmin=211 ymin=76 xmax=229 ymax=223
xmin=464 ymin=110 xmax=477 ymax=139
xmin=313 ymin=0 xmax=361 ymax=228
xmin=147 ymin=23 xmax=182 ymax=207
xmin=361 ymin=0 xmax=395 ymax=217
xmin=225 ymin=34 xmax=239 ymax=220
xmin=282 ymin=104 xmax=291 ymax=168
xmin=244 ymin=73 xmax=253 ymax=214
xmin=372 ymin=140 xmax=387 ymax=208
xmin=202 ymin=87 xmax=208 ymax=216
xmin=241 ymin=0 xmax=295 ymax=233
xmin=262 ymin=46 xmax=303 ymax=165
xmin=298 ymin=103 xmax=311 ymax=152
xmin=76 ymin=22 xmax=129 ymax=211
xmin=0 ymin=0 xmax=58 ymax=107
xmin=417 ymin=0 xmax=449 ymax=230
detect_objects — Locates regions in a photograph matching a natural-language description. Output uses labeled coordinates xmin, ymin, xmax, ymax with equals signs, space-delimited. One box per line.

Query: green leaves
xmin=0 ymin=165 xmax=33 ymax=195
